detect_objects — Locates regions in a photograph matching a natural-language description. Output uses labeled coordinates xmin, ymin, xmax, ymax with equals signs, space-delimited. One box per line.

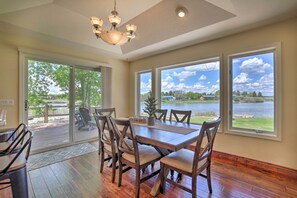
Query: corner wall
xmin=129 ymin=17 xmax=297 ymax=170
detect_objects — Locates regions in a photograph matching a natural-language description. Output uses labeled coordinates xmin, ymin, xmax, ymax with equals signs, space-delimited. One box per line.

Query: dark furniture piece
xmin=94 ymin=115 xmax=117 ymax=183
xmin=76 ymin=107 xmax=95 ymax=130
xmin=107 ymin=117 xmax=162 ymax=198
xmin=95 ymin=107 xmax=116 ymax=117
xmin=154 ymin=109 xmax=168 ymax=122
xmin=0 ymin=123 xmax=26 ymax=155
xmin=160 ymin=118 xmax=222 ymax=198
xmin=0 ymin=130 xmax=33 ymax=198
xmin=169 ymin=109 xmax=192 ymax=124
xmin=131 ymin=120 xmax=202 ymax=196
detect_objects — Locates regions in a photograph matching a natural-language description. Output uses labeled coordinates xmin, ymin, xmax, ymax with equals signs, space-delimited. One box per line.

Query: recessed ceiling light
xmin=176 ymin=7 xmax=188 ymax=18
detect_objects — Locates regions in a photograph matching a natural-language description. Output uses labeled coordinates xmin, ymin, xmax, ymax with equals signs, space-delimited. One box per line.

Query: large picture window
xmin=138 ymin=71 xmax=152 ymax=115
xmin=160 ymin=59 xmax=220 ymax=124
xmin=229 ymin=47 xmax=280 ymax=138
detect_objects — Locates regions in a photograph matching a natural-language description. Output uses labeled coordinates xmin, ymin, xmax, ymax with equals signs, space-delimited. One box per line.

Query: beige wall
xmin=129 ymin=17 xmax=297 ymax=170
xmin=0 ymin=29 xmax=130 ymax=128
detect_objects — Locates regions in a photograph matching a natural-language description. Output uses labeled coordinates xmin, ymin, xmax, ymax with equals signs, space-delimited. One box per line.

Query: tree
xmin=252 ymin=91 xmax=257 ymax=97
xmin=257 ymin=92 xmax=263 ymax=97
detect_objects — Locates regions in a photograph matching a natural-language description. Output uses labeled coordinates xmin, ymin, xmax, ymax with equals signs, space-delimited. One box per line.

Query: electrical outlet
xmin=0 ymin=99 xmax=15 ymax=106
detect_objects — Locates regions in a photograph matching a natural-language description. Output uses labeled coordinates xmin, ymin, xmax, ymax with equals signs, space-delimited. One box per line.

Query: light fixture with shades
xmin=90 ymin=0 xmax=137 ymax=46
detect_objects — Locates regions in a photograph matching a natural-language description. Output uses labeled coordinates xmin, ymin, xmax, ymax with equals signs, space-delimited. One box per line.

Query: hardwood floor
xmin=1 ymin=144 xmax=297 ymax=198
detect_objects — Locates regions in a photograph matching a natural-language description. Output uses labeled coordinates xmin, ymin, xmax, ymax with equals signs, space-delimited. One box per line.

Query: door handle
xmin=25 ymin=100 xmax=29 ymax=111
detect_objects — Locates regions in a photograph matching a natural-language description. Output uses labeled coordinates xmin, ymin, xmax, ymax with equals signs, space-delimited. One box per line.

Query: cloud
xmin=140 ymin=79 xmax=151 ymax=94
xmin=207 ymin=81 xmax=211 ymax=84
xmin=233 ymin=73 xmax=274 ymax=96
xmin=199 ymin=74 xmax=207 ymax=81
xmin=161 ymin=76 xmax=175 ymax=91
xmin=207 ymin=84 xmax=220 ymax=94
xmin=240 ymin=57 xmax=272 ymax=74
xmin=233 ymin=73 xmax=251 ymax=84
xmin=184 ymin=61 xmax=219 ymax=71
xmin=173 ymin=71 xmax=196 ymax=82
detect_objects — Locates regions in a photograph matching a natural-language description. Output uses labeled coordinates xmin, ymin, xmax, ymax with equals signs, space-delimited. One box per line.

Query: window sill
xmin=225 ymin=129 xmax=281 ymax=142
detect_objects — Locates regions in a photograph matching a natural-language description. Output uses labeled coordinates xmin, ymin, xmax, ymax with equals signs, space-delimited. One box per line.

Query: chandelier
xmin=90 ymin=0 xmax=137 ymax=46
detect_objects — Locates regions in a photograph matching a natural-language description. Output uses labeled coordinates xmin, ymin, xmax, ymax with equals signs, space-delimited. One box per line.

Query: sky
xmin=141 ymin=52 xmax=274 ymax=96
xmin=232 ymin=52 xmax=274 ymax=96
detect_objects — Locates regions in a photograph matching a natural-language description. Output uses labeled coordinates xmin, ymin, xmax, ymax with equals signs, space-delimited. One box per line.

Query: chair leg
xmin=111 ymin=153 xmax=116 ymax=183
xmin=118 ymin=156 xmax=123 ymax=187
xmin=9 ymin=167 xmax=29 ymax=198
xmin=207 ymin=166 xmax=212 ymax=193
xmin=160 ymin=163 xmax=165 ymax=193
xmin=151 ymin=162 xmax=154 ymax=169
xmin=135 ymin=167 xmax=141 ymax=198
xmin=192 ymin=175 xmax=197 ymax=198
xmin=177 ymin=172 xmax=183 ymax=182
xmin=100 ymin=149 xmax=104 ymax=173
xmin=170 ymin=169 xmax=174 ymax=179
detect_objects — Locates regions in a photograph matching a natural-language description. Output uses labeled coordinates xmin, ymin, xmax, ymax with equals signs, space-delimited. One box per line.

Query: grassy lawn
xmin=191 ymin=116 xmax=274 ymax=132
xmin=232 ymin=117 xmax=274 ymax=132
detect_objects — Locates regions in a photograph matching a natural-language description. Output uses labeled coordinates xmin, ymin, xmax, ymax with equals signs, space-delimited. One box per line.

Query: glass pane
xmin=74 ymin=68 xmax=102 ymax=141
xmin=161 ymin=61 xmax=220 ymax=123
xmin=28 ymin=60 xmax=70 ymax=150
xmin=139 ymin=72 xmax=152 ymax=116
xmin=231 ymin=52 xmax=274 ymax=132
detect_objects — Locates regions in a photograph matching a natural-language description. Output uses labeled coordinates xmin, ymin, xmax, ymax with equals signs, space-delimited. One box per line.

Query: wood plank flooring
xmin=1 ymin=144 xmax=297 ymax=198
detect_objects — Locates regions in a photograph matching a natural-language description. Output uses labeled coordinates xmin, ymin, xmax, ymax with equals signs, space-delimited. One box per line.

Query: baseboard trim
xmin=186 ymin=145 xmax=297 ymax=179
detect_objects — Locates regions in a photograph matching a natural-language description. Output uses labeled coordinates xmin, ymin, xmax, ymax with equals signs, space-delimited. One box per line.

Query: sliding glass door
xmin=74 ymin=68 xmax=101 ymax=141
xmin=25 ymin=59 xmax=102 ymax=152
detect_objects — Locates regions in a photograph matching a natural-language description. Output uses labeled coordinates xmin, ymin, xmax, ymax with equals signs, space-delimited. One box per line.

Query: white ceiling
xmin=0 ymin=0 xmax=297 ymax=61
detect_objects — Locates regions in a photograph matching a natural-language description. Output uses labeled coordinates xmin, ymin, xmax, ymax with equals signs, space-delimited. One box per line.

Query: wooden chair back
xmin=154 ymin=109 xmax=168 ymax=122
xmin=193 ymin=117 xmax=221 ymax=173
xmin=169 ymin=109 xmax=192 ymax=124
xmin=95 ymin=107 xmax=116 ymax=118
xmin=106 ymin=117 xmax=140 ymax=165
xmin=94 ymin=115 xmax=115 ymax=150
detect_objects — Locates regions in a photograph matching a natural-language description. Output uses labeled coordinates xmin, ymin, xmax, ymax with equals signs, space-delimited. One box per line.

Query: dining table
xmin=131 ymin=120 xmax=202 ymax=196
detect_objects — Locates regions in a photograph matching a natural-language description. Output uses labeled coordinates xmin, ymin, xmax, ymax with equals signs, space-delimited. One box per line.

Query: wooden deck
xmin=29 ymin=118 xmax=98 ymax=151
xmin=1 ymin=141 xmax=297 ymax=198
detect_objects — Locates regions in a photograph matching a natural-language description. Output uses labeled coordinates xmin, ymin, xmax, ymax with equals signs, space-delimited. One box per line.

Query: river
xmin=141 ymin=101 xmax=274 ymax=117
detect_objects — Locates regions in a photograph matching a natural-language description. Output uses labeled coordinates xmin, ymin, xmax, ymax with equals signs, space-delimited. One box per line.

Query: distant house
xmin=200 ymin=95 xmax=216 ymax=101
xmin=162 ymin=96 xmax=175 ymax=101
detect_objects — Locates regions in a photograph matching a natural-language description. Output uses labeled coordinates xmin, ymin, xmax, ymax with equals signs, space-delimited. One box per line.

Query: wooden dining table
xmin=131 ymin=120 xmax=202 ymax=196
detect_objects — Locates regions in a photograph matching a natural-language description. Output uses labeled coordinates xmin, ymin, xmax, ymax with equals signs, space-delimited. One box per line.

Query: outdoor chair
xmin=160 ymin=118 xmax=222 ymax=198
xmin=95 ymin=107 xmax=116 ymax=117
xmin=154 ymin=109 xmax=168 ymax=122
xmin=0 ymin=130 xmax=33 ymax=198
xmin=107 ymin=116 xmax=162 ymax=198
xmin=169 ymin=109 xmax=192 ymax=124
xmin=77 ymin=107 xmax=96 ymax=130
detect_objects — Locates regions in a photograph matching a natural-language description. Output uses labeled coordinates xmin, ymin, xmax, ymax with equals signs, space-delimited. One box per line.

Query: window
xmin=160 ymin=59 xmax=220 ymax=124
xmin=138 ymin=71 xmax=152 ymax=115
xmin=228 ymin=47 xmax=280 ymax=139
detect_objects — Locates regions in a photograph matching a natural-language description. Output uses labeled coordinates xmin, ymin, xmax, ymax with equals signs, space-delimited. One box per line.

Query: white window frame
xmin=136 ymin=70 xmax=152 ymax=116
xmin=226 ymin=44 xmax=282 ymax=141
xmin=156 ymin=57 xmax=222 ymax=128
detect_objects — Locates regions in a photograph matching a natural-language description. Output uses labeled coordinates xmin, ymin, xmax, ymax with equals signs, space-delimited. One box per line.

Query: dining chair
xmin=95 ymin=107 xmax=116 ymax=118
xmin=0 ymin=123 xmax=27 ymax=155
xmin=107 ymin=116 xmax=162 ymax=198
xmin=160 ymin=118 xmax=222 ymax=198
xmin=94 ymin=115 xmax=117 ymax=183
xmin=154 ymin=109 xmax=168 ymax=122
xmin=169 ymin=109 xmax=192 ymax=124
xmin=0 ymin=130 xmax=33 ymax=198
